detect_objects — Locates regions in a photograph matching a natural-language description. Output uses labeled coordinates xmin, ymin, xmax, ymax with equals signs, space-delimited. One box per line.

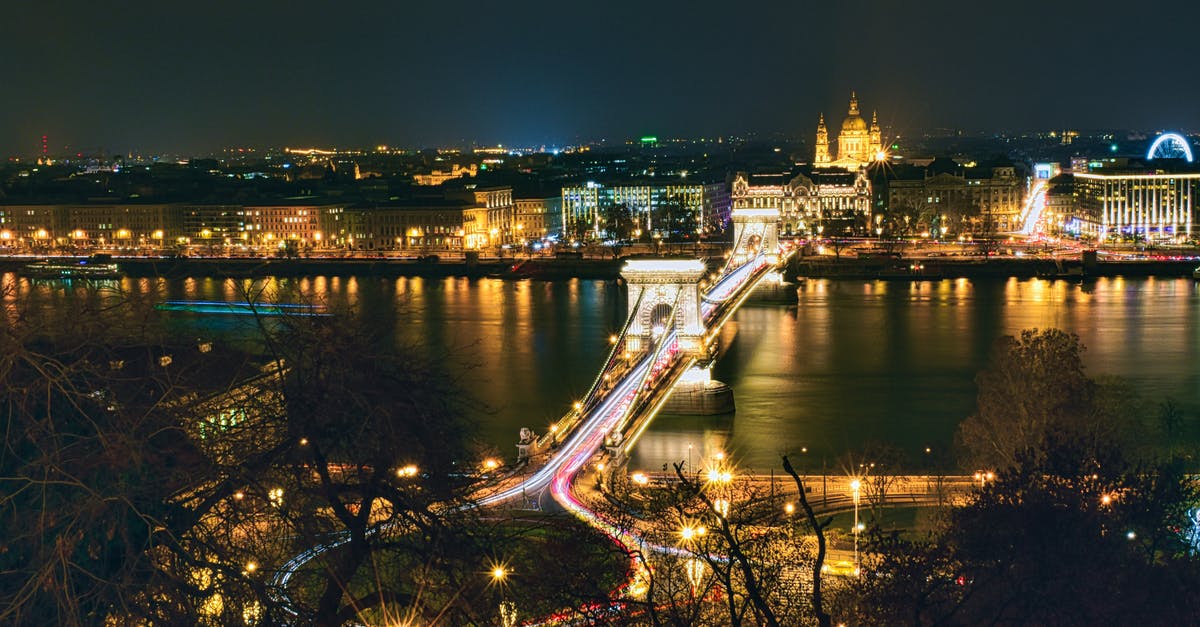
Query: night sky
xmin=2 ymin=0 xmax=1197 ymax=154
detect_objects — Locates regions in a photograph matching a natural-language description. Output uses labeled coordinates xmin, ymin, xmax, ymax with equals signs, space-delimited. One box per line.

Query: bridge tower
xmin=621 ymin=258 xmax=707 ymax=356
xmin=730 ymin=207 xmax=781 ymax=265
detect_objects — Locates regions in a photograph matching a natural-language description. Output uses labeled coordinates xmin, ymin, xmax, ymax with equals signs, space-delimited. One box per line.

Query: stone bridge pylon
xmin=730 ymin=207 xmax=781 ymax=265
xmin=620 ymin=258 xmax=707 ymax=356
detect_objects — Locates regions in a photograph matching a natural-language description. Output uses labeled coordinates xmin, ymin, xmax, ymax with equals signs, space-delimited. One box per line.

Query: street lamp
xmin=849 ymin=479 xmax=862 ymax=570
xmin=489 ymin=564 xmax=517 ymax=627
xmin=973 ymin=470 xmax=994 ymax=489
xmin=679 ymin=524 xmax=700 ymax=543
xmin=705 ymin=458 xmax=734 ymax=519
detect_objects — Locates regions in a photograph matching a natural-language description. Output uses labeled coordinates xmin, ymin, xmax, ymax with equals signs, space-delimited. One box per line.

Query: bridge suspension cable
xmin=603 ymin=286 xmax=688 ymax=445
xmin=716 ymin=221 xmax=752 ymax=277
xmin=576 ymin=288 xmax=648 ymax=414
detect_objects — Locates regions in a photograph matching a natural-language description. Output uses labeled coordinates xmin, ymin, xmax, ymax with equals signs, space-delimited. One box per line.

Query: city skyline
xmin=3 ymin=0 xmax=1199 ymax=155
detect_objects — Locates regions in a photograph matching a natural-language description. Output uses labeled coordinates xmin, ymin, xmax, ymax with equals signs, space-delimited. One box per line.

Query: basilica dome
xmin=841 ymin=114 xmax=868 ymax=133
xmin=814 ymin=91 xmax=882 ymax=170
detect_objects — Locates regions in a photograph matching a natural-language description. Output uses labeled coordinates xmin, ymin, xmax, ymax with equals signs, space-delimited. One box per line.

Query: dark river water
xmin=7 ymin=273 xmax=1200 ymax=472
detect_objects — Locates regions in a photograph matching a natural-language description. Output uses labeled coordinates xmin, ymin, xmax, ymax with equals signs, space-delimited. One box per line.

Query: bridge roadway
xmin=475 ymin=253 xmax=772 ymax=508
xmin=271 ymin=253 xmax=777 ymax=619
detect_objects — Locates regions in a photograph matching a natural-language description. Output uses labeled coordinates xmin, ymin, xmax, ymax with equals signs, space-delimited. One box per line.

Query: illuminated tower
xmin=869 ymin=111 xmax=882 ymax=160
xmin=814 ymin=114 xmax=831 ymax=165
xmin=837 ymin=92 xmax=869 ymax=166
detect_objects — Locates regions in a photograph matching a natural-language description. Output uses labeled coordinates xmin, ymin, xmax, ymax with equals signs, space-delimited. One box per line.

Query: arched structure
xmin=620 ymin=259 xmax=706 ymax=355
xmin=730 ymin=207 xmax=780 ymax=265
xmin=1147 ymin=133 xmax=1195 ymax=162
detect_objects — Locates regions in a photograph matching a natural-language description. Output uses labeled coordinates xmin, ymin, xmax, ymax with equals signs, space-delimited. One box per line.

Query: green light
xmin=1110 ymin=144 xmax=1118 ymax=152
xmin=640 ymin=136 xmax=657 ymax=144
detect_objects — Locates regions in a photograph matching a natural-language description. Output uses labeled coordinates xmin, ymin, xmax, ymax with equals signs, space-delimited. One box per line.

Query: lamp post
xmin=491 ymin=565 xmax=516 ymax=627
xmin=679 ymin=524 xmax=707 ymax=591
xmin=705 ymin=454 xmax=733 ymax=519
xmin=849 ymin=478 xmax=862 ymax=570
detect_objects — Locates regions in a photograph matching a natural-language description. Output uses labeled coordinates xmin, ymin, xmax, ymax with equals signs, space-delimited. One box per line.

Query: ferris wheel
xmin=1146 ymin=132 xmax=1194 ymax=162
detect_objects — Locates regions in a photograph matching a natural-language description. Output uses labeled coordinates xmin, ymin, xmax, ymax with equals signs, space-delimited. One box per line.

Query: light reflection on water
xmin=632 ymin=276 xmax=1200 ymax=473
xmin=5 ymin=273 xmax=1200 ymax=469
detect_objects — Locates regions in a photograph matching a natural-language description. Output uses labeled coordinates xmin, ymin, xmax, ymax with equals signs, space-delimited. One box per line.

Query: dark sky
xmin=2 ymin=0 xmax=1197 ymax=154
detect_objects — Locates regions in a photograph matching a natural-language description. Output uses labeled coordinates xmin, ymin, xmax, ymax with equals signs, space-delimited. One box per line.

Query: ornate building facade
xmin=814 ymin=92 xmax=883 ymax=170
xmin=731 ymin=168 xmax=871 ymax=236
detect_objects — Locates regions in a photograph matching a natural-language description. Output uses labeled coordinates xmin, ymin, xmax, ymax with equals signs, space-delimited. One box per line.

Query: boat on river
xmin=154 ymin=300 xmax=330 ymax=316
xmin=22 ymin=255 xmax=123 ymax=280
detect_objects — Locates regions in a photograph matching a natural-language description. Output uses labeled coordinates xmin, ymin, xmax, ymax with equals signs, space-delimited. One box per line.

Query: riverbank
xmin=3 ymin=254 xmax=1197 ymax=281
xmin=0 ymin=255 xmax=627 ymax=280
xmin=786 ymin=256 xmax=1199 ymax=280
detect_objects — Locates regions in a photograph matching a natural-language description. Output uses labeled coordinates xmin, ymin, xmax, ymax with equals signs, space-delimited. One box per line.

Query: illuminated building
xmin=1073 ymin=168 xmax=1199 ymax=242
xmin=0 ymin=203 xmax=180 ymax=249
xmin=449 ymin=186 xmax=515 ymax=248
xmin=62 ymin=204 xmax=179 ymax=248
xmin=884 ymin=158 xmax=1025 ymax=234
xmin=413 ymin=163 xmax=478 ymax=186
xmin=333 ymin=203 xmax=470 ymax=251
xmin=326 ymin=186 xmax=516 ymax=251
xmin=182 ymin=205 xmax=245 ymax=245
xmin=0 ymin=204 xmax=63 ymax=246
xmin=731 ymin=169 xmax=871 ymax=236
xmin=561 ymin=181 xmax=729 ymax=240
xmin=1033 ymin=163 xmax=1061 ymax=180
xmin=1043 ymin=174 xmax=1076 ymax=235
xmin=814 ymin=92 xmax=883 ymax=170
xmin=241 ymin=203 xmax=326 ymax=249
xmin=514 ymin=195 xmax=563 ymax=241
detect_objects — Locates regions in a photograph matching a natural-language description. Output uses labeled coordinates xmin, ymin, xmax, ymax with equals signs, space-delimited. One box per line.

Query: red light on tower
xmin=41 ymin=135 xmax=48 ymax=156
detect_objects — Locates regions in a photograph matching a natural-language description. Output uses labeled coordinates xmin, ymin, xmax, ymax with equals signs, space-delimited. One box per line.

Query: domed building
xmin=814 ymin=92 xmax=883 ymax=170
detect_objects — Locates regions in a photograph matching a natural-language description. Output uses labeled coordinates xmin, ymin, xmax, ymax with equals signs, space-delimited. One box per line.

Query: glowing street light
xmin=973 ymin=470 xmax=994 ymax=489
xmin=489 ymin=563 xmax=517 ymax=627
xmin=631 ymin=472 xmax=649 ymax=486
xmin=850 ymin=479 xmax=862 ymax=569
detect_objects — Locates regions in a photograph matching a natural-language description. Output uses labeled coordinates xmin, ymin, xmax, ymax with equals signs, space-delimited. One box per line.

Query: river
xmin=6 ymin=273 xmax=1199 ymax=472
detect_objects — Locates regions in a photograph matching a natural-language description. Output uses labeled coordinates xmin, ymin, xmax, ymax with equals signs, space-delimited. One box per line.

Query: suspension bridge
xmin=272 ymin=207 xmax=791 ymax=619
